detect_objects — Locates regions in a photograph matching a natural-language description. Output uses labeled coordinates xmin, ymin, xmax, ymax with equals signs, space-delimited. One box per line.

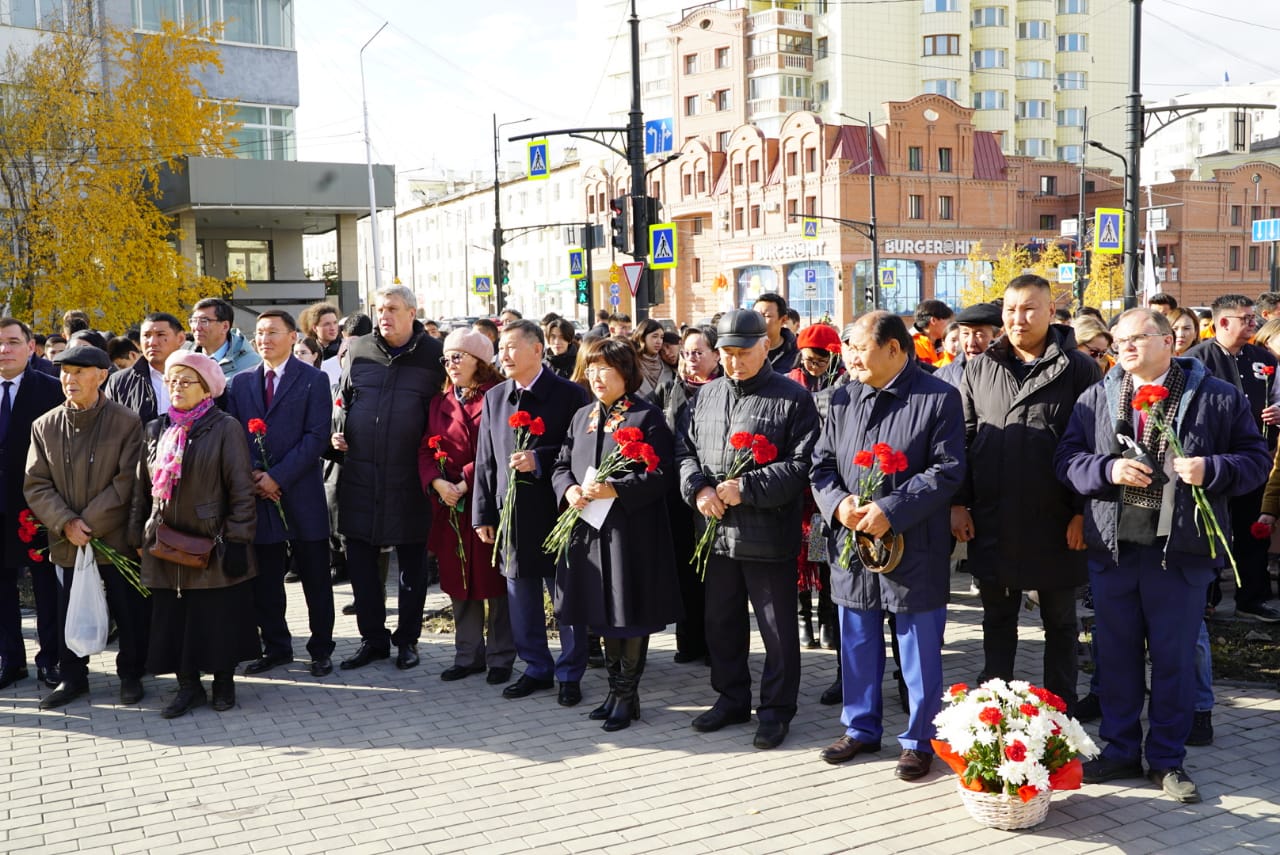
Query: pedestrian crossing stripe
xmin=527 ymin=139 xmax=549 ymax=180
xmin=649 ymin=223 xmax=677 ymax=269
xmin=1094 ymin=207 xmax=1123 ymax=254
xmin=567 ymin=248 xmax=584 ymax=277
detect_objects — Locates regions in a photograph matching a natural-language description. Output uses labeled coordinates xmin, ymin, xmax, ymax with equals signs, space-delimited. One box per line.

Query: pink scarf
xmin=150 ymin=397 xmax=216 ymax=503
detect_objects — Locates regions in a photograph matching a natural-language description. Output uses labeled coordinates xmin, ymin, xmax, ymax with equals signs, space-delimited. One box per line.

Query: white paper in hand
xmin=578 ymin=466 xmax=615 ymax=530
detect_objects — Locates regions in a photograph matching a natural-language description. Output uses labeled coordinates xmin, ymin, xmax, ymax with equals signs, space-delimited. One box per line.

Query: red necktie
xmin=265 ymin=369 xmax=276 ymax=409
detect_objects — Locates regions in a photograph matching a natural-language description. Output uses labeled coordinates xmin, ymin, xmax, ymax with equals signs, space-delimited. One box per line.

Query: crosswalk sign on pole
xmin=879 ymin=267 xmax=896 ymax=288
xmin=527 ymin=139 xmax=549 ymax=180
xmin=1094 ymin=208 xmax=1123 ymax=254
xmin=649 ymin=223 xmax=677 ymax=269
xmin=472 ymin=275 xmax=491 ymax=295
xmin=802 ymin=217 xmax=818 ymax=239
xmin=567 ymin=248 xmax=584 ymax=278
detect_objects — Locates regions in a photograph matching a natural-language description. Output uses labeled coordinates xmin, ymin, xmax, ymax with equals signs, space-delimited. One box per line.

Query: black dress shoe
xmin=820 ymin=624 xmax=836 ymax=649
xmin=558 ymin=681 xmax=582 ymax=707
xmin=395 ymin=644 xmax=420 ymax=670
xmin=244 ymin=653 xmax=294 ymax=675
xmin=310 ymin=657 xmax=333 ymax=677
xmin=211 ymin=674 xmax=235 ymax=712
xmin=819 ymin=679 xmax=843 ymax=706
xmin=39 ymin=681 xmax=88 ymax=710
xmin=340 ymin=642 xmax=390 ymax=670
xmin=440 ymin=665 xmax=485 ymax=682
xmin=502 ymin=674 xmax=554 ymax=699
xmin=341 ymin=601 xmax=357 ymax=616
xmin=753 ymin=720 xmax=789 ymax=750
xmin=691 ymin=706 xmax=752 ymax=732
xmin=1074 ymin=692 xmax=1101 ymax=723
xmin=162 ymin=684 xmax=207 ymax=719
xmin=1082 ymin=756 xmax=1144 ymax=784
xmin=895 ymin=749 xmax=934 ymax=781
xmin=486 ymin=667 xmax=512 ymax=685
xmin=819 ymin=735 xmax=881 ymax=764
xmin=673 ymin=649 xmax=706 ymax=664
xmin=0 ymin=664 xmax=29 ymax=690
xmin=284 ymin=571 xmax=301 ymax=583
xmin=119 ymin=677 xmax=145 ymax=705
xmin=37 ymin=665 xmax=59 ymax=689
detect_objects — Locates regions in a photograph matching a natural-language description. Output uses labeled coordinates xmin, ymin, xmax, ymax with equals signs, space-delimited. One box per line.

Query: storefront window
xmin=854 ymin=259 xmax=922 ymax=315
xmin=735 ymin=265 xmax=779 ymax=308
xmin=934 ymin=259 xmax=992 ymax=307
xmin=785 ymin=261 xmax=836 ymax=324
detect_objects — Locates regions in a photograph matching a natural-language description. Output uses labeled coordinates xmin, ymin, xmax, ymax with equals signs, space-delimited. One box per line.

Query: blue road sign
xmin=567 ymin=248 xmax=584 ymax=278
xmin=804 ymin=268 xmax=817 ymax=284
xmin=644 ymin=119 xmax=674 ymax=155
xmin=1094 ymin=208 xmax=1123 ymax=254
xmin=1253 ymin=218 xmax=1280 ymax=242
xmin=527 ymin=139 xmax=549 ymax=180
xmin=610 ymin=295 xmax=621 ymax=306
xmin=879 ymin=267 xmax=896 ymax=288
xmin=649 ymin=223 xmax=677 ymax=269
xmin=802 ymin=218 xmax=818 ymax=239
xmin=472 ymin=275 xmax=491 ymax=295
xmin=610 ymin=283 xmax=620 ymax=296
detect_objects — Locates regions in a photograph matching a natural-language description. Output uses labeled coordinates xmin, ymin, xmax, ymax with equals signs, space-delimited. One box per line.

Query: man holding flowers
xmin=810 ymin=312 xmax=965 ymax=781
xmin=676 ymin=309 xmax=819 ymax=750
xmin=1055 ymin=308 xmax=1269 ymax=803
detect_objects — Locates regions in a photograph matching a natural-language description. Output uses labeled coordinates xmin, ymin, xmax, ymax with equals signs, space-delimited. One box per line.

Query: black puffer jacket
xmin=959 ymin=323 xmax=1100 ymax=590
xmin=334 ymin=322 xmax=444 ymax=545
xmin=677 ymin=367 xmax=820 ymax=563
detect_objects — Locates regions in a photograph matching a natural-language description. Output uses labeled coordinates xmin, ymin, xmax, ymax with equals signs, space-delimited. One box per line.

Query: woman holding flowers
xmin=550 ymin=337 xmax=681 ymax=731
xmin=419 ymin=329 xmax=514 ymax=684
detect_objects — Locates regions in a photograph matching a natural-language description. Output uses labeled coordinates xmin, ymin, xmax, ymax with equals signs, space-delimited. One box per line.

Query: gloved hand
xmin=222 ymin=542 xmax=250 ymax=578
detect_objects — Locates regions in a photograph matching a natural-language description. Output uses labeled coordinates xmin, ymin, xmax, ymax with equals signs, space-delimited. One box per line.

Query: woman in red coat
xmin=419 ymin=329 xmax=514 ymax=684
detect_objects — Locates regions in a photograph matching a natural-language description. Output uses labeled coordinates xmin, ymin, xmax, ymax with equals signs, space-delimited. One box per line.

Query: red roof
xmin=973 ymin=132 xmax=1007 ymax=181
xmin=831 ymin=124 xmax=886 ymax=175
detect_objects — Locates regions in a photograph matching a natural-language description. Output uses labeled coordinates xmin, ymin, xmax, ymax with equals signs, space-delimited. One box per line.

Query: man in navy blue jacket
xmin=1056 ymin=308 xmax=1269 ymax=804
xmin=228 ymin=310 xmax=336 ymax=678
xmin=811 ymin=312 xmax=966 ymax=782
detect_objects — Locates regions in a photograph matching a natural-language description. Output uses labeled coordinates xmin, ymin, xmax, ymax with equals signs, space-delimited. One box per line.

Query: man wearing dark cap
xmin=677 ymin=308 xmax=820 ymax=749
xmin=24 ymin=345 xmax=145 ymax=709
xmin=935 ymin=302 xmax=1002 ymax=389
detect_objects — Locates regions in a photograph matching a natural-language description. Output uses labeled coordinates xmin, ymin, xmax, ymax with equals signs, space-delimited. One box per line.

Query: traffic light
xmin=575 ymin=278 xmax=589 ymax=306
xmin=609 ymin=196 xmax=629 ymax=254
xmin=500 ymin=259 xmax=510 ymax=285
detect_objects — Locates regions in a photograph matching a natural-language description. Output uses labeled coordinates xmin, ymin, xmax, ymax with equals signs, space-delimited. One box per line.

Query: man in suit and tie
xmin=228 ymin=310 xmax=336 ymax=677
xmin=473 ymin=320 xmax=591 ymax=705
xmin=0 ymin=319 xmax=64 ymax=692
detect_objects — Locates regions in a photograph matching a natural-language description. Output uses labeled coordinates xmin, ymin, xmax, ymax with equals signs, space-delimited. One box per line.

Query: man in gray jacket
xmin=677 ymin=309 xmax=820 ymax=750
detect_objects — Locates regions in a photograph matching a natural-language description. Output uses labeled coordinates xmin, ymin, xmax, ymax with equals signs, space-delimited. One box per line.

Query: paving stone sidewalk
xmin=2 ymin=573 xmax=1277 ymax=854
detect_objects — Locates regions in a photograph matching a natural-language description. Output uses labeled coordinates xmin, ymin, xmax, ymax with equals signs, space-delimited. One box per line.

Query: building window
xmin=815 ymin=37 xmax=828 ymax=60
xmin=972 ymin=6 xmax=1007 ymax=27
xmin=1040 ymin=214 xmax=1057 ymax=230
xmin=1017 ymin=20 xmax=1050 ymax=39
xmin=805 ymin=195 xmax=817 ymax=215
xmin=805 ymin=147 xmax=818 ymax=172
xmin=972 ymin=48 xmax=1007 ymax=69
xmin=135 ymin=0 xmax=295 ymax=48
xmin=908 ymin=146 xmax=923 ymax=171
xmin=1057 ymin=0 xmax=1088 ymax=13
xmin=691 ymin=217 xmax=704 ymax=235
xmin=1230 ymin=205 xmax=1242 ymax=226
xmin=716 ymin=131 xmax=730 ymax=152
xmin=750 ymin=160 xmax=760 ymax=182
xmin=685 ymin=95 xmax=698 ymax=116
xmin=1017 ymin=60 xmax=1050 ymax=79
xmin=715 ymin=47 xmax=730 ymax=68
xmin=938 ymin=147 xmax=953 ymax=172
xmin=1056 ymin=72 xmax=1087 ymax=90
xmin=786 ymin=151 xmax=798 ymax=175
xmin=733 ymin=163 xmax=744 ymax=185
xmin=1039 ymin=175 xmax=1057 ymax=195
xmin=1058 ymin=144 xmax=1082 ymax=164
xmin=1017 ymin=138 xmax=1051 ymax=157
xmin=909 ymin=195 xmax=923 ymax=219
xmin=1252 ymin=205 xmax=1263 ymax=222
xmin=733 ymin=208 xmax=744 ymax=230
xmin=787 ymin=199 xmax=799 ymax=219
xmin=923 ymin=34 xmax=960 ymax=56
xmin=1057 ymin=33 xmax=1088 ymax=52
xmin=1057 ymin=108 xmax=1086 ymax=127
xmin=692 ymin=257 xmax=702 ymax=282
xmin=750 ymin=205 xmax=761 ymax=229
xmin=1229 ymin=245 xmax=1241 ymax=271
xmin=715 ymin=89 xmax=732 ymax=111
xmin=923 ymin=79 xmax=960 ymax=100
xmin=226 ymin=239 xmax=271 ymax=280
xmin=923 ymin=0 xmax=958 ymax=10
xmin=684 ymin=53 xmax=698 ymax=74
xmin=1017 ymin=100 xmax=1050 ymax=119
xmin=938 ymin=195 xmax=954 ymax=220
xmin=1250 ymin=245 xmax=1261 ymax=271
xmin=225 ymin=104 xmax=295 ymax=160
xmin=973 ymin=90 xmax=1007 ymax=110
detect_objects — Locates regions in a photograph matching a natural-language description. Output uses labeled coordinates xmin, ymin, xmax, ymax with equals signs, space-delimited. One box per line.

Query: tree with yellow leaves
xmin=0 ymin=7 xmax=232 ymax=331
xmin=957 ymin=240 xmax=1074 ymax=309
xmin=1082 ymin=253 xmax=1124 ymax=314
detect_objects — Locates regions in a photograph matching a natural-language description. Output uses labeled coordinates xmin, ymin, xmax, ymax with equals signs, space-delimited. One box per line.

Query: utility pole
xmin=1122 ymin=0 xmax=1143 ymax=308
xmin=625 ymin=0 xmax=651 ymax=320
xmin=1077 ymin=106 xmax=1089 ymax=307
xmin=360 ymin=22 xmax=388 ymax=297
xmin=493 ymin=115 xmax=532 ymax=317
xmin=836 ymin=112 xmax=880 ymax=310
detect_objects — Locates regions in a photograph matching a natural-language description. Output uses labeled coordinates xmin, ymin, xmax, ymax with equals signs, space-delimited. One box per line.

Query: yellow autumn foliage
xmin=958 ymin=241 xmax=1075 ymax=309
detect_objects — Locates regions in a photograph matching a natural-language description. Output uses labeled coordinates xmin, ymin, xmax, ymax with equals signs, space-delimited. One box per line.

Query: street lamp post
xmin=360 ymin=22 xmax=389 ymax=297
xmin=837 ymin=112 xmax=880 ymax=310
xmin=493 ymin=115 xmax=532 ymax=317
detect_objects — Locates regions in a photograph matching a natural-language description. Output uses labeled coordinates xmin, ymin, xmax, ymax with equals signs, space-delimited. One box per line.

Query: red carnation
xmin=752 ymin=440 xmax=778 ymax=466
xmin=614 ymin=427 xmax=644 ymax=444
xmin=248 ymin=418 xmax=268 ymax=435
xmin=641 ymin=448 xmax=660 ymax=472
xmin=18 ymin=509 xmax=35 ymax=527
xmin=1019 ymin=702 xmax=1039 ymax=717
xmin=508 ymin=411 xmax=533 ymax=429
xmin=620 ymin=441 xmax=646 ymax=461
xmin=434 ymin=450 xmax=448 ymax=463
xmin=871 ymin=442 xmax=892 ymax=460
xmin=729 ymin=432 xmax=753 ymax=450
xmin=528 ymin=416 xmax=546 ymax=437
xmin=978 ymin=706 xmax=1003 ymax=726
xmin=825 ymin=342 xmax=842 ymax=354
xmin=948 ymin=683 xmax=969 ymax=697
xmin=1004 ymin=740 xmax=1028 ymax=762
xmin=427 ymin=435 xmax=443 ymax=450
xmin=891 ymin=451 xmax=908 ymax=473
xmin=1263 ymin=365 xmax=1276 ymax=377
xmin=1252 ymin=521 xmax=1273 ymax=540
xmin=28 ymin=549 xmax=42 ymax=564
xmin=854 ymin=450 xmax=874 ymax=468
xmin=1132 ymin=385 xmax=1170 ymax=412
xmin=17 ymin=526 xmax=32 ymax=544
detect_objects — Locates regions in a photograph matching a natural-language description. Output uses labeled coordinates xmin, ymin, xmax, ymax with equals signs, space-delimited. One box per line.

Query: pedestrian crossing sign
xmin=472 ymin=275 xmax=491 ymax=295
xmin=879 ymin=267 xmax=896 ymax=288
xmin=649 ymin=223 xmax=677 ymax=269
xmin=1094 ymin=208 xmax=1123 ymax=254
xmin=527 ymin=139 xmax=549 ymax=180
xmin=567 ymin=248 xmax=584 ymax=278
xmin=802 ymin=217 xmax=818 ymax=239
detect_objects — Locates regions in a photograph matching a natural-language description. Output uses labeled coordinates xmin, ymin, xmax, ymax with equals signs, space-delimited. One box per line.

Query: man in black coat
xmin=104 ymin=312 xmax=186 ymax=426
xmin=754 ymin=292 xmax=799 ymax=373
xmin=677 ymin=309 xmax=820 ymax=750
xmin=1184 ymin=294 xmax=1280 ymax=623
xmin=473 ymin=320 xmax=591 ymax=705
xmin=330 ymin=285 xmax=443 ymax=671
xmin=952 ymin=275 xmax=1099 ymax=713
xmin=0 ymin=319 xmax=64 ymax=691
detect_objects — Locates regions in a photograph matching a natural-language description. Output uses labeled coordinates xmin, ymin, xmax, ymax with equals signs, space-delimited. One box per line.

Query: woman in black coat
xmin=552 ymin=338 xmax=682 ymax=731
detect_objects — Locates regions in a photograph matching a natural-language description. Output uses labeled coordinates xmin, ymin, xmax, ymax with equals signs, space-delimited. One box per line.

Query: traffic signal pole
xmin=625 ymin=0 xmax=651 ymax=321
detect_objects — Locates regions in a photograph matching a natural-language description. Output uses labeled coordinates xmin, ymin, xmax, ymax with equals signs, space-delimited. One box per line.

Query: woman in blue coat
xmin=552 ymin=338 xmax=682 ymax=732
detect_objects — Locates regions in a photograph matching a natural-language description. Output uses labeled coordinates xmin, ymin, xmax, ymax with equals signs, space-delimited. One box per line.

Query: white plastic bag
xmin=65 ymin=545 xmax=109 ymax=657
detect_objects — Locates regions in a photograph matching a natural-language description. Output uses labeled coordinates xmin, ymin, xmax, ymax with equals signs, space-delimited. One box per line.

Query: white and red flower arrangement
xmin=931 ymin=679 xmax=1098 ymax=803
xmin=690 ymin=432 xmax=778 ymax=580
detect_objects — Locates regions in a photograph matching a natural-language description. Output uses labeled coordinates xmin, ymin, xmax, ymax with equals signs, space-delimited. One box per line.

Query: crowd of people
xmin=1 ymin=282 xmax=1278 ymax=807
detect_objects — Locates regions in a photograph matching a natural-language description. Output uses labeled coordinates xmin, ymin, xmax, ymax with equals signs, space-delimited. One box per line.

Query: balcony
xmin=747 ymin=51 xmax=814 ymax=74
xmin=747 ymin=97 xmax=814 ymax=120
xmin=746 ymin=9 xmax=812 ymax=33
xmin=1155 ymin=267 xmax=1179 ymax=283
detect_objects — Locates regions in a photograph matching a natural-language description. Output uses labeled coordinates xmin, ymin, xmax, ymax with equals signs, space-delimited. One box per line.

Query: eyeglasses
xmin=1114 ymin=333 xmax=1165 ymax=348
xmin=188 ymin=316 xmax=220 ymax=328
xmin=1220 ymin=314 xmax=1258 ymax=326
xmin=165 ymin=377 xmax=202 ymax=390
xmin=801 ymin=353 xmax=832 ymax=365
xmin=440 ymin=353 xmax=469 ymax=365
xmin=680 ymin=350 xmax=706 ymax=360
xmin=1083 ymin=346 xmax=1108 ymax=359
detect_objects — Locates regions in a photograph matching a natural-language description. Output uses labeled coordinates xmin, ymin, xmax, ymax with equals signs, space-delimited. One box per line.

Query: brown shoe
xmin=819 ymin=735 xmax=882 ymax=765
xmin=895 ymin=749 xmax=934 ymax=781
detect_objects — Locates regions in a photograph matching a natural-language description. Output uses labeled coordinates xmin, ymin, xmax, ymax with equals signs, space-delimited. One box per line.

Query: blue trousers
xmin=1091 ymin=543 xmax=1212 ymax=770
xmin=507 ymin=575 xmax=586 ymax=682
xmin=839 ymin=605 xmax=946 ymax=751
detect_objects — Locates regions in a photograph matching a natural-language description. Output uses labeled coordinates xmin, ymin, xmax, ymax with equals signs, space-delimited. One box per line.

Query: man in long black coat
xmin=0 ymin=319 xmax=63 ymax=692
xmin=330 ymin=285 xmax=443 ymax=671
xmin=473 ymin=320 xmax=590 ymax=705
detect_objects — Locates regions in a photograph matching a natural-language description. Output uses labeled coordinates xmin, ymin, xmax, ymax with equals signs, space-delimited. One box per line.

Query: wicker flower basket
xmin=957 ymin=782 xmax=1052 ymax=830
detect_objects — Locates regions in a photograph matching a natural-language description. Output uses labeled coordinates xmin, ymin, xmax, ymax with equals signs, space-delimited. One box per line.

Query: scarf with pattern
xmin=150 ymin=397 xmax=216 ymax=503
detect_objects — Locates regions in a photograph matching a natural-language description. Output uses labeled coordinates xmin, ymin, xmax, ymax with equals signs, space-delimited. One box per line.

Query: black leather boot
xmin=604 ymin=636 xmax=647 ymax=732
xmin=589 ymin=639 xmax=622 ymax=721
xmin=799 ymin=592 xmax=817 ymax=648
xmin=162 ymin=672 xmax=206 ymax=719
xmin=211 ymin=671 xmax=235 ymax=712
